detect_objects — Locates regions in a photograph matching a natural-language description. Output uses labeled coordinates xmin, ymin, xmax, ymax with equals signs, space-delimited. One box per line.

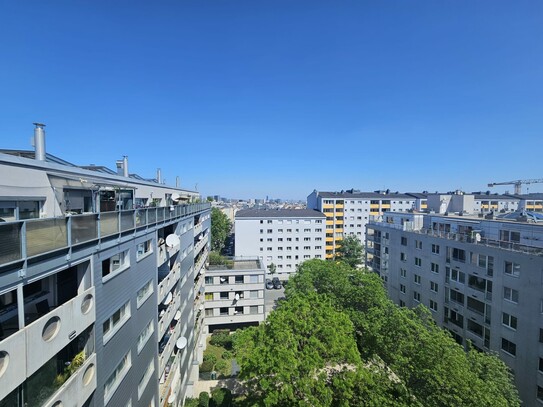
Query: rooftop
xmin=236 ymin=209 xmax=326 ymax=219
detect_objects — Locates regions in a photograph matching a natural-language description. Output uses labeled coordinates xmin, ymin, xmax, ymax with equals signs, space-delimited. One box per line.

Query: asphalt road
xmin=264 ymin=285 xmax=285 ymax=317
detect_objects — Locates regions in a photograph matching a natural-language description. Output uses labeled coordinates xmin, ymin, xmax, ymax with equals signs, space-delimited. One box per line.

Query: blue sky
xmin=0 ymin=1 xmax=542 ymax=200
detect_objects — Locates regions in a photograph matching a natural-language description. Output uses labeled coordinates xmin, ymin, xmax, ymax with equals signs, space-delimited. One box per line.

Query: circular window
xmin=81 ymin=294 xmax=94 ymax=315
xmin=51 ymin=401 xmax=63 ymax=407
xmin=83 ymin=363 xmax=95 ymax=386
xmin=0 ymin=351 xmax=9 ymax=378
xmin=42 ymin=316 xmax=61 ymax=342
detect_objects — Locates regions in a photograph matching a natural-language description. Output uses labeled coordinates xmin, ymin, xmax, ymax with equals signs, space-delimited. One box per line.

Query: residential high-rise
xmin=234 ymin=209 xmax=326 ymax=279
xmin=366 ymin=206 xmax=543 ymax=406
xmin=0 ymin=127 xmax=211 ymax=407
xmin=307 ymin=189 xmax=422 ymax=259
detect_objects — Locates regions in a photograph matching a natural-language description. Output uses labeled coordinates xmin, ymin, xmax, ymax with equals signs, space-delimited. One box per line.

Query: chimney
xmin=33 ymin=123 xmax=46 ymax=161
xmin=123 ymin=156 xmax=128 ymax=177
xmin=157 ymin=168 xmax=162 ymax=184
xmin=176 ymin=176 xmax=180 ymax=188
xmin=115 ymin=156 xmax=129 ymax=177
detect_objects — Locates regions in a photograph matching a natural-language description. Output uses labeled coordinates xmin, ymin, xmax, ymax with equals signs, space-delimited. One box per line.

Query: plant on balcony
xmin=53 ymin=350 xmax=86 ymax=388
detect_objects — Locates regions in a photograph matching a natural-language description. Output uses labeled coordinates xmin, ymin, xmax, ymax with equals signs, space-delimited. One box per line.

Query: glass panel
xmin=26 ymin=218 xmax=67 ymax=257
xmin=71 ymin=214 xmax=98 ymax=245
xmin=0 ymin=222 xmax=22 ymax=264
xmin=100 ymin=212 xmax=119 ymax=237
xmin=148 ymin=208 xmax=157 ymax=224
xmin=120 ymin=210 xmax=135 ymax=232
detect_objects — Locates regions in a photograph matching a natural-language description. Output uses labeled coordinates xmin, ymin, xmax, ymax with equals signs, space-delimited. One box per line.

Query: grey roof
xmin=405 ymin=192 xmax=428 ymax=199
xmin=472 ymin=193 xmax=519 ymax=200
xmin=317 ymin=191 xmax=415 ymax=199
xmin=497 ymin=211 xmax=543 ymax=223
xmin=236 ymin=209 xmax=326 ymax=219
xmin=505 ymin=193 xmax=543 ymax=200
xmin=0 ymin=149 xmax=77 ymax=167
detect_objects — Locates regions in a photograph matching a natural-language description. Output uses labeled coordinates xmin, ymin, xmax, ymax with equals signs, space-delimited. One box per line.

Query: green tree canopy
xmin=211 ymin=207 xmax=232 ymax=252
xmin=335 ymin=235 xmax=364 ymax=268
xmin=235 ymin=260 xmax=520 ymax=407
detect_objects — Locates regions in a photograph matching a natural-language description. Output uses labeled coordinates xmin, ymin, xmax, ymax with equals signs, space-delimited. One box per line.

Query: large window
xmin=138 ymin=359 xmax=155 ymax=400
xmin=104 ymin=351 xmax=132 ymax=404
xmin=103 ymin=301 xmax=131 ymax=343
xmin=137 ymin=320 xmax=154 ymax=354
xmin=137 ymin=280 xmax=154 ymax=308
xmin=501 ymin=338 xmax=516 ymax=356
xmin=102 ymin=250 xmax=130 ymax=280
xmin=504 ymin=261 xmax=520 ymax=277
xmin=502 ymin=312 xmax=518 ymax=330
xmin=503 ymin=287 xmax=519 ymax=303
xmin=136 ymin=240 xmax=152 ymax=260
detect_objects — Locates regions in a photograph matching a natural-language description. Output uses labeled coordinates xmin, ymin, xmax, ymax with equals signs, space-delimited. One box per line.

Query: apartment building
xmin=204 ymin=257 xmax=265 ymax=331
xmin=234 ymin=209 xmax=326 ymax=279
xmin=366 ymin=210 xmax=543 ymax=406
xmin=307 ymin=189 xmax=419 ymax=259
xmin=0 ymin=125 xmax=211 ymax=407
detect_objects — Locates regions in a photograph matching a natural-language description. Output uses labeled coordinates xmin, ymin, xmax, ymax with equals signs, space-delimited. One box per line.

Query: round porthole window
xmin=81 ymin=294 xmax=94 ymax=315
xmin=83 ymin=363 xmax=95 ymax=386
xmin=42 ymin=316 xmax=61 ymax=342
xmin=0 ymin=351 xmax=9 ymax=378
xmin=51 ymin=401 xmax=63 ymax=407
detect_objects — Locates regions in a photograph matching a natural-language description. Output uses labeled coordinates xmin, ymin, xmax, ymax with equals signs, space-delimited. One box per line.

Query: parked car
xmin=266 ymin=279 xmax=274 ymax=289
xmin=273 ymin=280 xmax=283 ymax=289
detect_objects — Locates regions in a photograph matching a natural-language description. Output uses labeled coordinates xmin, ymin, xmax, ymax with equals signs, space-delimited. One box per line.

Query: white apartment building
xmin=204 ymin=257 xmax=265 ymax=331
xmin=235 ymin=209 xmax=326 ymax=279
xmin=366 ymin=210 xmax=543 ymax=406
xmin=307 ymin=189 xmax=421 ymax=259
xmin=0 ymin=124 xmax=211 ymax=407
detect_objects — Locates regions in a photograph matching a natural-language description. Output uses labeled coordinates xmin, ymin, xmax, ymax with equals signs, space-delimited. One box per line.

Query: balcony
xmin=194 ymin=249 xmax=209 ymax=274
xmin=159 ymin=320 xmax=182 ymax=374
xmin=159 ymin=350 xmax=181 ymax=406
xmin=158 ymin=263 xmax=181 ymax=305
xmin=194 ymin=235 xmax=208 ymax=257
xmin=158 ymin=292 xmax=181 ymax=340
xmin=0 ymin=202 xmax=211 ymax=267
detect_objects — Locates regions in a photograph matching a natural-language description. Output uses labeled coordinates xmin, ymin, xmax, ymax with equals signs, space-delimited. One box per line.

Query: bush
xmin=198 ymin=392 xmax=210 ymax=407
xmin=210 ymin=388 xmax=233 ymax=407
xmin=221 ymin=351 xmax=232 ymax=360
xmin=210 ymin=331 xmax=232 ymax=349
xmin=215 ymin=360 xmax=228 ymax=374
xmin=200 ymin=360 xmax=214 ymax=373
xmin=184 ymin=398 xmax=199 ymax=407
xmin=203 ymin=354 xmax=217 ymax=364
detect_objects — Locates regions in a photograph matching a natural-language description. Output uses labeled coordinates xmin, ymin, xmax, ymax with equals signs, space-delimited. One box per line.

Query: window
xmin=400 ymin=284 xmax=406 ymax=293
xmin=267 ymin=220 xmax=272 ymax=224
xmin=414 ymin=274 xmax=421 ymax=284
xmin=249 ymin=290 xmax=258 ymax=299
xmin=415 ymin=240 xmax=422 ymax=250
xmin=502 ymin=312 xmax=517 ymax=330
xmin=539 ymin=358 xmax=543 ymax=373
xmin=136 ymin=240 xmax=152 ymax=260
xmin=235 ymin=275 xmax=244 ymax=284
xmin=400 ymin=268 xmax=406 ymax=278
xmin=267 ymin=229 xmax=272 ymax=233
xmin=220 ymin=292 xmax=229 ymax=300
xmin=287 ymin=238 xmax=292 ymax=242
xmin=260 ymin=229 xmax=263 ymax=234
xmin=413 ymin=291 xmax=421 ymax=302
xmin=431 ymin=263 xmax=439 ymax=273
xmin=219 ymin=307 xmax=228 ymax=316
xmin=414 ymin=257 xmax=422 ymax=267
xmin=448 ymin=309 xmax=464 ymax=328
xmin=267 ymin=238 xmax=272 ymax=242
xmin=267 ymin=247 xmax=272 ymax=251
xmin=104 ymin=351 xmax=131 ymax=404
xmin=287 ymin=229 xmax=292 ymax=233
xmin=538 ymin=386 xmax=543 ymax=402
xmin=431 ymin=244 xmax=440 ymax=254
xmin=137 ymin=320 xmax=154 ymax=354
xmin=205 ymin=308 xmax=214 ymax=317
xmin=401 ymin=237 xmax=407 ymax=246
xmin=504 ymin=261 xmax=520 ymax=277
xmin=399 ymin=300 xmax=405 ymax=307
xmin=503 ymin=287 xmax=519 ymax=303
xmin=102 ymin=250 xmax=130 ymax=280
xmin=449 ymin=289 xmax=465 ymax=305
xmin=429 ymin=300 xmax=438 ymax=312
xmin=249 ymin=275 xmax=259 ymax=283
xmin=234 ymin=306 xmax=244 ymax=315
xmin=136 ymin=280 xmax=154 ymax=308
xmin=452 ymin=248 xmax=466 ymax=262
xmin=430 ymin=281 xmax=438 ymax=292
xmin=400 ymin=252 xmax=407 ymax=262
xmin=205 ymin=276 xmax=213 ymax=285
xmin=304 ymin=237 xmax=311 ymax=241
xmin=103 ymin=301 xmax=131 ymax=343
xmin=205 ymin=293 xmax=213 ymax=301
xmin=501 ymin=338 xmax=516 ymax=356
xmin=446 ymin=267 xmax=465 ymax=284
xmin=467 ymin=320 xmax=483 ymax=338
xmin=249 ymin=306 xmax=259 ymax=314
xmin=220 ymin=276 xmax=229 ymax=284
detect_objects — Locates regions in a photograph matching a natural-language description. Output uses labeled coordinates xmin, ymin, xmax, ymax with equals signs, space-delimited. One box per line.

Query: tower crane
xmin=487 ymin=179 xmax=543 ymax=195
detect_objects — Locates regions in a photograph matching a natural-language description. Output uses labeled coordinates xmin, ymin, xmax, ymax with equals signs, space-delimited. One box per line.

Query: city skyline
xmin=1 ymin=1 xmax=542 ymax=200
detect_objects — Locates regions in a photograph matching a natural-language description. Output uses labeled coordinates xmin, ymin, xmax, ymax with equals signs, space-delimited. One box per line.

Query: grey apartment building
xmin=366 ymin=207 xmax=543 ymax=406
xmin=0 ymin=125 xmax=211 ymax=407
xmin=235 ymin=209 xmax=326 ymax=279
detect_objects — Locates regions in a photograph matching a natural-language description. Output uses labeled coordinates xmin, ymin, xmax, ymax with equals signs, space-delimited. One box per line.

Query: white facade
xmin=235 ymin=209 xmax=326 ymax=279
xmin=366 ymin=211 xmax=543 ymax=406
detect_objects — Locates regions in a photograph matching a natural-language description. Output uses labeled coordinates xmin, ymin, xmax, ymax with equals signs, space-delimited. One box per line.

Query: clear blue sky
xmin=1 ymin=1 xmax=542 ymax=200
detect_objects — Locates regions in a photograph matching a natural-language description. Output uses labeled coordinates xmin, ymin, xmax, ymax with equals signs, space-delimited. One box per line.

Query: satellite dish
xmin=166 ymin=234 xmax=180 ymax=248
xmin=234 ymin=294 xmax=240 ymax=301
xmin=475 ymin=233 xmax=481 ymax=242
xmin=163 ymin=292 xmax=173 ymax=305
xmin=174 ymin=310 xmax=181 ymax=321
xmin=168 ymin=393 xmax=176 ymax=404
xmin=172 ymin=193 xmax=182 ymax=201
xmin=176 ymin=336 xmax=187 ymax=350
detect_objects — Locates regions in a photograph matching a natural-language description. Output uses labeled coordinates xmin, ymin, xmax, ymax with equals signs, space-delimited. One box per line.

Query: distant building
xmin=366 ymin=210 xmax=543 ymax=406
xmin=204 ymin=257 xmax=266 ymax=331
xmin=235 ymin=209 xmax=326 ymax=279
xmin=307 ymin=189 xmax=420 ymax=259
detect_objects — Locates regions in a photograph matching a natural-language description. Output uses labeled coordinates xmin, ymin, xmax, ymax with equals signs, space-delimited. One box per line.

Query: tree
xmin=211 ymin=207 xmax=232 ymax=252
xmin=267 ymin=262 xmax=277 ymax=276
xmin=335 ymin=235 xmax=364 ymax=268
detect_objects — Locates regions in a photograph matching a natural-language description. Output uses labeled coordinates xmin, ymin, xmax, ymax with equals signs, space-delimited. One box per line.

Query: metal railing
xmin=0 ymin=203 xmax=211 ymax=266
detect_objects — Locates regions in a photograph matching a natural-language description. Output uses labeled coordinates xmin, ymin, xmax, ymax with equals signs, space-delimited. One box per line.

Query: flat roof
xmin=236 ymin=209 xmax=326 ymax=218
xmin=317 ymin=191 xmax=415 ymax=199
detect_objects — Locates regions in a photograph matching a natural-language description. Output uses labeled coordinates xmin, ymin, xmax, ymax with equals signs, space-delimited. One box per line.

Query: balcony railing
xmin=0 ymin=203 xmax=211 ymax=266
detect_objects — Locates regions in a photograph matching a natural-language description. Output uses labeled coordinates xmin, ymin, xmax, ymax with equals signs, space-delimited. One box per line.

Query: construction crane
xmin=487 ymin=179 xmax=543 ymax=195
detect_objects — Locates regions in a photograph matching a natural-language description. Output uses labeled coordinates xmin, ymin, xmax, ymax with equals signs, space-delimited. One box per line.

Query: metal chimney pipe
xmin=176 ymin=176 xmax=180 ymax=188
xmin=33 ymin=123 xmax=46 ymax=161
xmin=123 ymin=156 xmax=129 ymax=177
xmin=157 ymin=168 xmax=162 ymax=184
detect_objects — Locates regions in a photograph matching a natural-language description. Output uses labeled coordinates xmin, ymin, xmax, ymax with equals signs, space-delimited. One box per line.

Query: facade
xmin=204 ymin=257 xmax=265 ymax=331
xmin=307 ymin=190 xmax=419 ymax=259
xmin=0 ymin=129 xmax=210 ymax=407
xmin=234 ymin=209 xmax=326 ymax=279
xmin=366 ymin=210 xmax=543 ymax=406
